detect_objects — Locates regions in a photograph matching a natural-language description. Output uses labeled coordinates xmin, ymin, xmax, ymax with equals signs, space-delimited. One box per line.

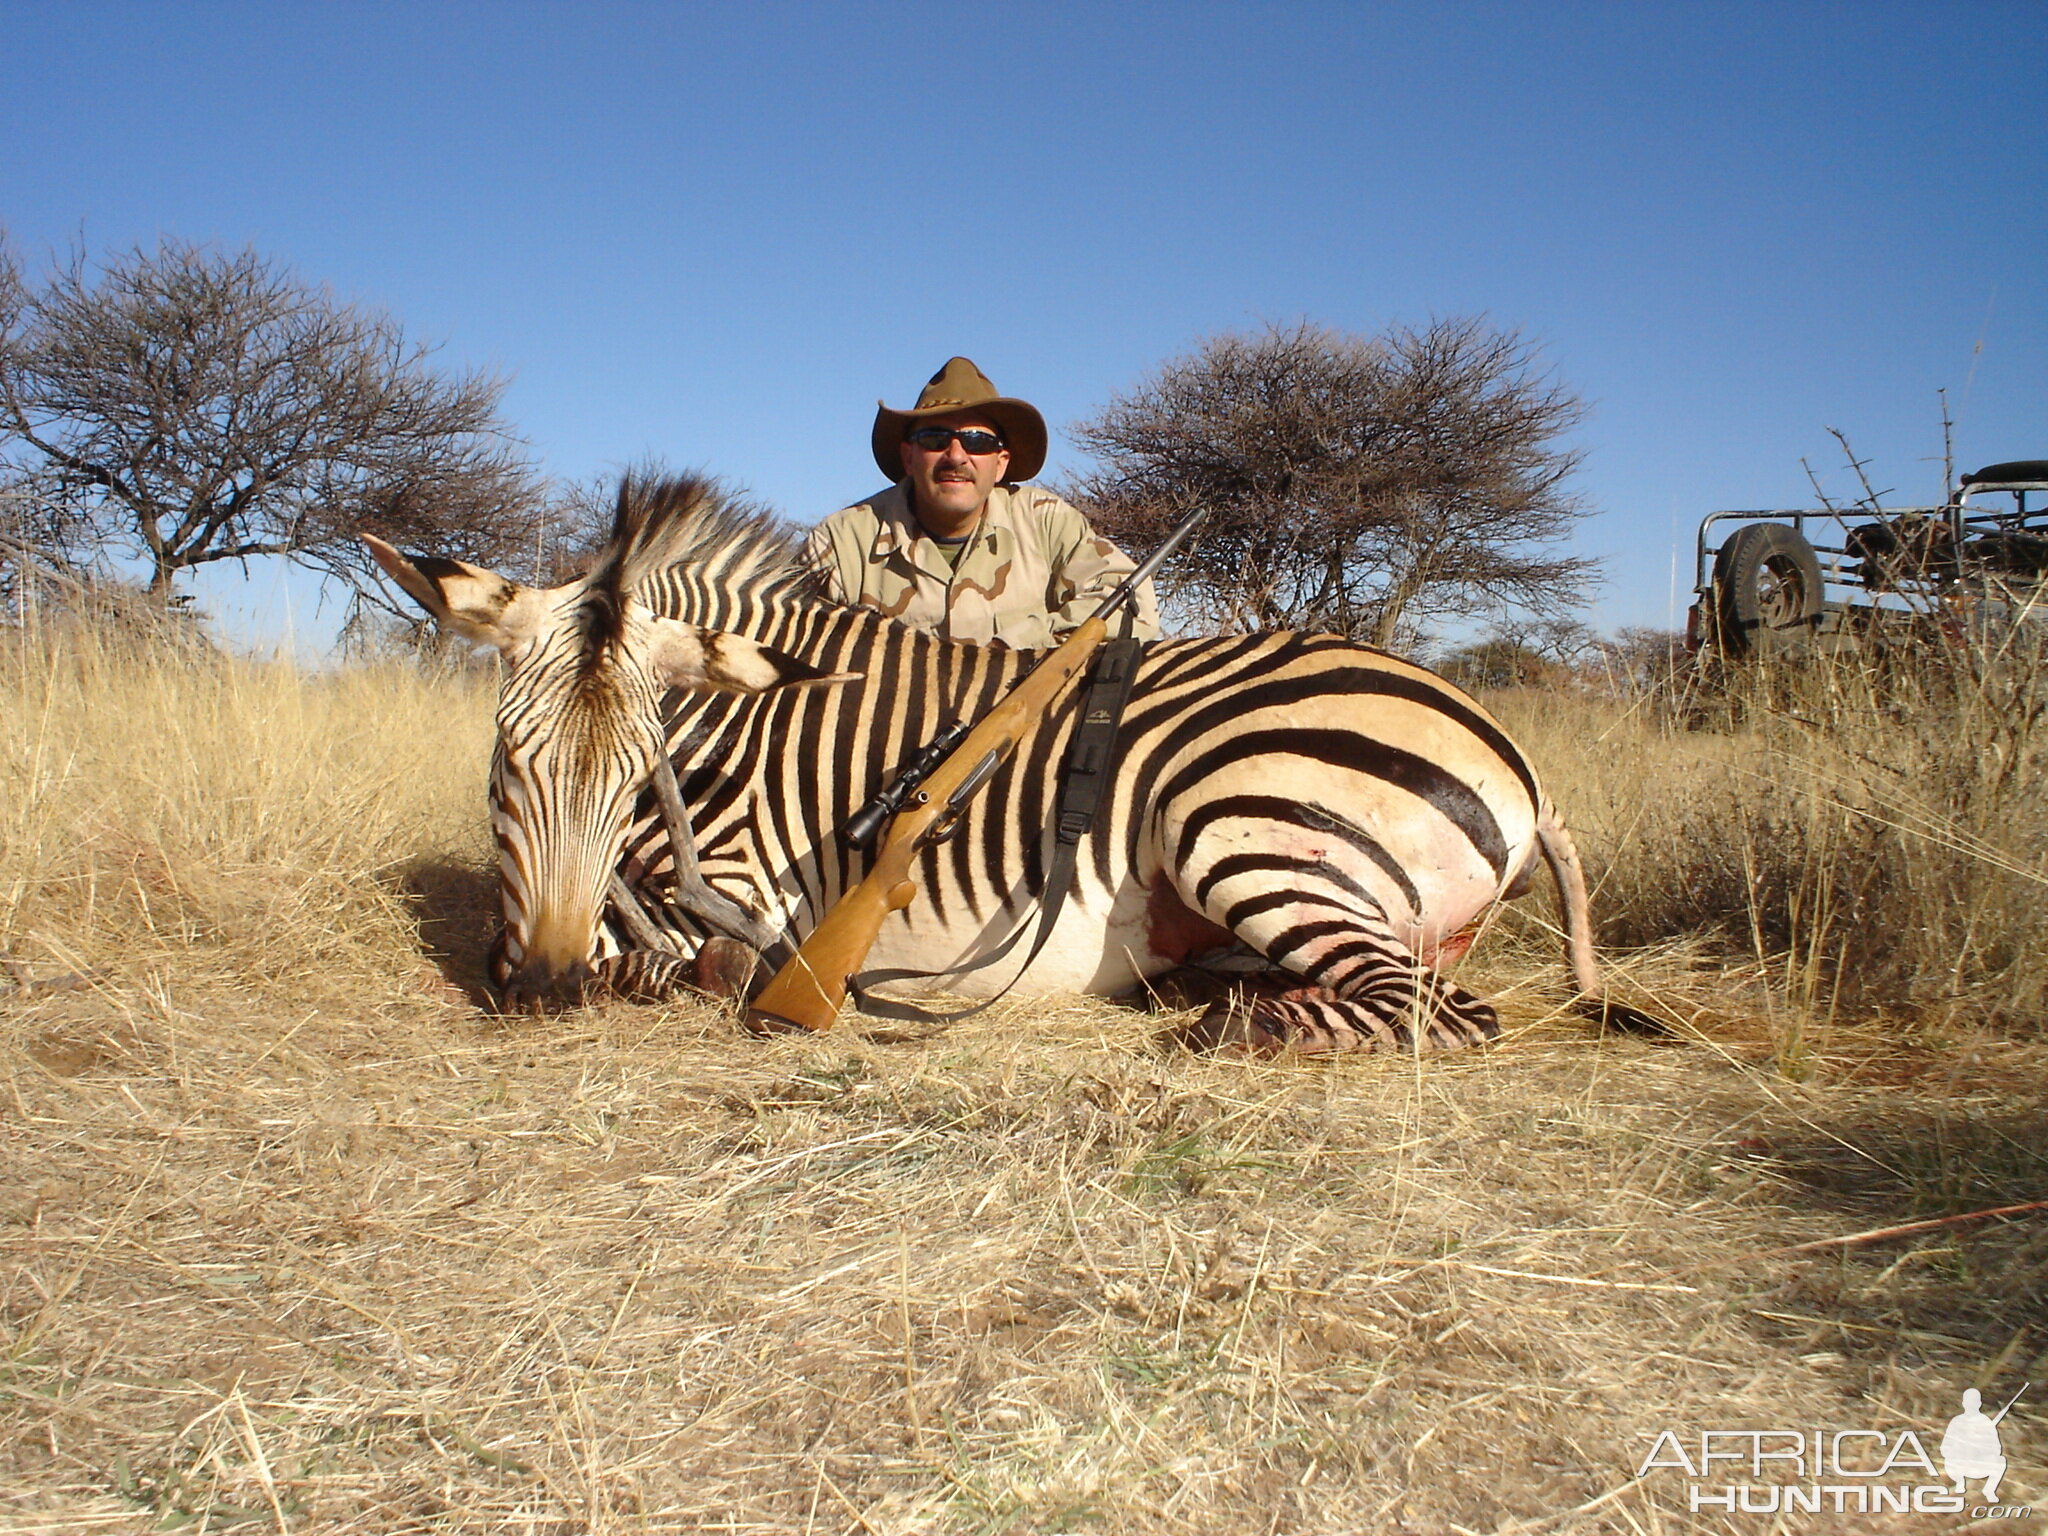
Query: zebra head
xmin=363 ymin=480 xmax=849 ymax=1009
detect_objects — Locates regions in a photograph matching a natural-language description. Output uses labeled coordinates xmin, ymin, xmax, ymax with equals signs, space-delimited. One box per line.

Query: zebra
xmin=365 ymin=476 xmax=1654 ymax=1051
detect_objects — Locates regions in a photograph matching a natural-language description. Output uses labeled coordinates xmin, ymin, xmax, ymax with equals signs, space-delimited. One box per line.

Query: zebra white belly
xmin=853 ymin=884 xmax=1158 ymax=998
xmin=846 ymin=819 xmax=1529 ymax=1001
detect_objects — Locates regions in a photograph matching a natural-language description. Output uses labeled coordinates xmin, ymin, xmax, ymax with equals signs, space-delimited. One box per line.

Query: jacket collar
xmin=872 ymin=482 xmax=999 ymax=571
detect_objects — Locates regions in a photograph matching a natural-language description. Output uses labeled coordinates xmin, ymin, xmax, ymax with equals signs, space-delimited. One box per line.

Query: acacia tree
xmin=1069 ymin=319 xmax=1596 ymax=647
xmin=1435 ymin=614 xmax=1596 ymax=690
xmin=0 ymin=474 xmax=93 ymax=611
xmin=1586 ymin=626 xmax=1688 ymax=700
xmin=0 ymin=237 xmax=547 ymax=600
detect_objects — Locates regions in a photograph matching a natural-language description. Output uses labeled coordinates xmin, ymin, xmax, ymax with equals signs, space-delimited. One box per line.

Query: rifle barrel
xmin=1081 ymin=504 xmax=1208 ymax=627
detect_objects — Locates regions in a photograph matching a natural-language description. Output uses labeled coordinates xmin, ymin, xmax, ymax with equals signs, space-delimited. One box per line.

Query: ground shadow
xmin=398 ymin=859 xmax=500 ymax=1009
xmin=1734 ymin=1105 xmax=2048 ymax=1376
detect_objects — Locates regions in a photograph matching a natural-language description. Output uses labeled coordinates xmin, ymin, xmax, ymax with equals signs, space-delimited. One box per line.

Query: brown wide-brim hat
xmin=871 ymin=356 xmax=1048 ymax=484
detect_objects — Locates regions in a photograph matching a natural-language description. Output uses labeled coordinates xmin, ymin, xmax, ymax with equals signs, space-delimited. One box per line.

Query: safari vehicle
xmin=1690 ymin=459 xmax=2048 ymax=658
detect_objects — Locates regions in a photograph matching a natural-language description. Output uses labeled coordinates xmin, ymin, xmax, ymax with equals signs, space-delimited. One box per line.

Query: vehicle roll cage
xmin=1693 ymin=461 xmax=2048 ymax=643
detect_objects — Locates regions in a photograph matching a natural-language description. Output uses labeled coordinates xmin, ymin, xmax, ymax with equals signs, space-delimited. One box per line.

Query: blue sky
xmin=4 ymin=1 xmax=2042 ymax=652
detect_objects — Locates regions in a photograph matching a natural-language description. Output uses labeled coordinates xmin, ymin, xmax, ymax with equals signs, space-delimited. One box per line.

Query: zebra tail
xmin=1534 ymin=806 xmax=1671 ymax=1038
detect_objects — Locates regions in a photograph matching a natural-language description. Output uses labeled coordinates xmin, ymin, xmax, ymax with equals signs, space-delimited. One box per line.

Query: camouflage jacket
xmin=803 ymin=482 xmax=1162 ymax=649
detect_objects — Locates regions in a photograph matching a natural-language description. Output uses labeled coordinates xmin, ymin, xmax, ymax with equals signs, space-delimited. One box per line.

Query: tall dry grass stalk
xmin=2 ymin=619 xmax=2043 ymax=1533
xmin=0 ymin=617 xmax=495 ymax=997
xmin=1495 ymin=625 xmax=2048 ymax=1037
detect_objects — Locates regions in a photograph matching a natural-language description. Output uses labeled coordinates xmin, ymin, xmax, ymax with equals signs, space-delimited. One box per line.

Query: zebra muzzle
xmin=500 ymin=955 xmax=597 ymax=1013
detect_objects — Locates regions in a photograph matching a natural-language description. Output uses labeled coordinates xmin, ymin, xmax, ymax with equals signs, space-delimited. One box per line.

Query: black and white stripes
xmin=371 ymin=476 xmax=1646 ymax=1049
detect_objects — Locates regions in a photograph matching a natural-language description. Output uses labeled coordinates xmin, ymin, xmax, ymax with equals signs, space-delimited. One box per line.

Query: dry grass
xmin=1493 ymin=629 xmax=2048 ymax=1034
xmin=3 ymin=623 xmax=2045 ymax=1533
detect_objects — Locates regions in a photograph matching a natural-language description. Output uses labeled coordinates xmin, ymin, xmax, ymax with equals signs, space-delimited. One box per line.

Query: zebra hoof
xmin=1581 ymin=996 xmax=1677 ymax=1039
xmin=693 ymin=937 xmax=761 ymax=1000
xmin=1172 ymin=987 xmax=1292 ymax=1057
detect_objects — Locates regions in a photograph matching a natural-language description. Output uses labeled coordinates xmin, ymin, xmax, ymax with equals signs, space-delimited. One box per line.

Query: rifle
xmin=746 ymin=506 xmax=1206 ymax=1033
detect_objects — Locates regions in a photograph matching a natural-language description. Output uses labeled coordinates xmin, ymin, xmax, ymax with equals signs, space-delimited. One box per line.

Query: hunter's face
xmin=899 ymin=411 xmax=1010 ymax=537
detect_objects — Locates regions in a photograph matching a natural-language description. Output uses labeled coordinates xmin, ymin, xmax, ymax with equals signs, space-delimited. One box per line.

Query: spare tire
xmin=1714 ymin=522 xmax=1823 ymax=658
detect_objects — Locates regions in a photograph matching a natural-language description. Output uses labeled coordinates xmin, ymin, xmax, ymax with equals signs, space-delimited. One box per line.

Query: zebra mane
xmin=578 ymin=474 xmax=812 ymax=655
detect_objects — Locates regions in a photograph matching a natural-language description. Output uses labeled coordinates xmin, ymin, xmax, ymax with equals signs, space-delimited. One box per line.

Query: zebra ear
xmin=644 ymin=617 xmax=857 ymax=695
xmin=361 ymin=535 xmax=548 ymax=654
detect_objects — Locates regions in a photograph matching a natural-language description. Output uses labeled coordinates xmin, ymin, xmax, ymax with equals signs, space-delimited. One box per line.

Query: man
xmin=805 ymin=357 xmax=1161 ymax=648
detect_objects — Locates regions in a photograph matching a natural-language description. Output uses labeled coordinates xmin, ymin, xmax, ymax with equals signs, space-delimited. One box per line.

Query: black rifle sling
xmin=850 ymin=635 xmax=1146 ymax=1023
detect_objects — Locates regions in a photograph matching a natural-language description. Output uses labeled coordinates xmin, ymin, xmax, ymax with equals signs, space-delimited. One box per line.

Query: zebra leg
xmin=595 ymin=870 xmax=763 ymax=1002
xmin=591 ymin=938 xmax=762 ymax=1003
xmin=1186 ymin=970 xmax=1498 ymax=1056
xmin=595 ymin=950 xmax=697 ymax=1002
xmin=1181 ymin=883 xmax=1500 ymax=1055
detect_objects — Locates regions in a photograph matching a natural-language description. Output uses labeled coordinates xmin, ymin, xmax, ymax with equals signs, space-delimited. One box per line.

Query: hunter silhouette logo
xmin=1636 ymin=1386 xmax=2031 ymax=1518
xmin=1943 ymin=1388 xmax=2019 ymax=1502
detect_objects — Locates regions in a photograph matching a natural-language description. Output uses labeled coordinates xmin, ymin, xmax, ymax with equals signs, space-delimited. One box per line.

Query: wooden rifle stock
xmin=746 ymin=613 xmax=1109 ymax=1032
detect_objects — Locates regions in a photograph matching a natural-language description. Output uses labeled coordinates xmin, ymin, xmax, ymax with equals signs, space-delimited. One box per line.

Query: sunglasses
xmin=905 ymin=425 xmax=1006 ymax=455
